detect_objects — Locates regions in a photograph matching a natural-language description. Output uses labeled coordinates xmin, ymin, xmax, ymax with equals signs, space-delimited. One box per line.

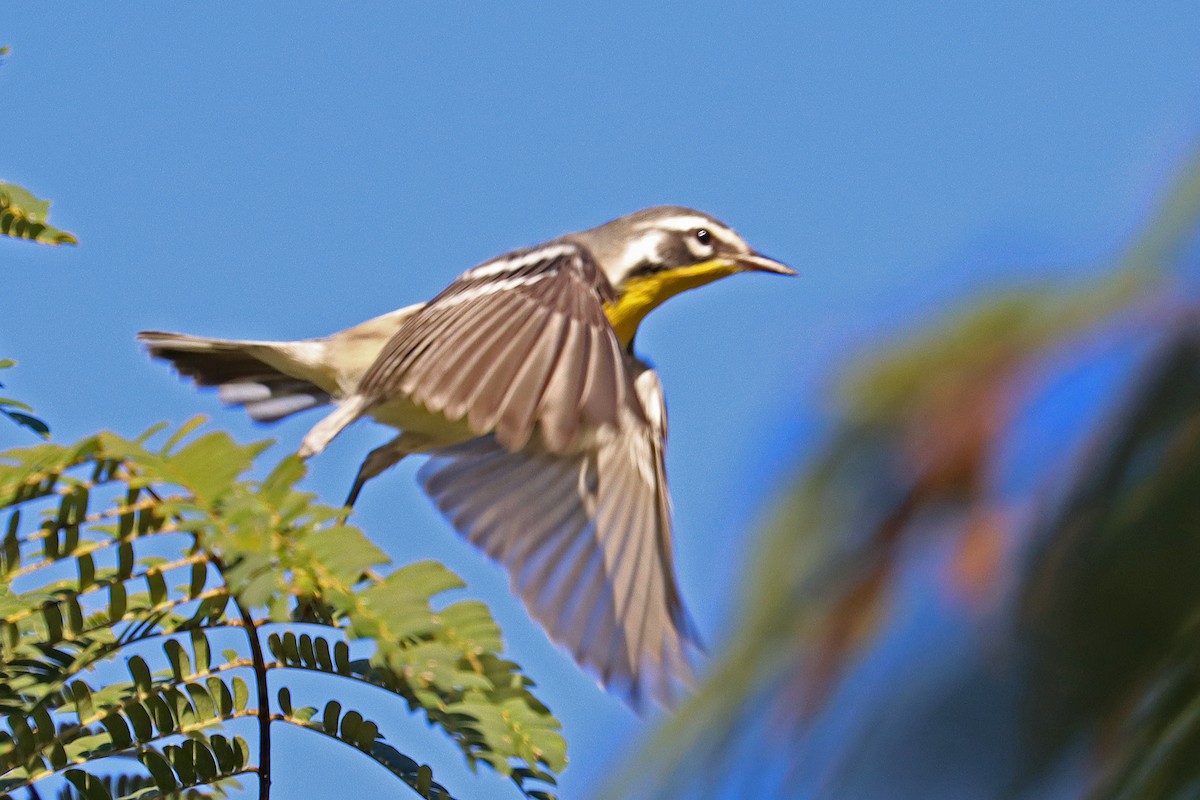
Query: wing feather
xmin=358 ymin=242 xmax=639 ymax=454
xmin=437 ymin=298 xmax=532 ymax=421
xmin=537 ymin=321 xmax=589 ymax=451
xmin=416 ymin=367 xmax=701 ymax=709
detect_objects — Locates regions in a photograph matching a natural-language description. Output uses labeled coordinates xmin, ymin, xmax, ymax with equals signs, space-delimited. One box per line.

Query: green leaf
xmin=127 ymin=655 xmax=153 ymax=695
xmin=393 ymin=560 xmax=467 ymax=597
xmin=322 ymin=700 xmax=341 ymax=736
xmin=145 ymin=693 xmax=175 ymax=735
xmin=99 ymin=712 xmax=132 ymax=749
xmin=0 ymin=360 xmax=50 ymax=439
xmin=108 ymin=581 xmax=127 ymax=621
xmin=188 ymin=737 xmax=218 ymax=783
xmin=334 ymin=640 xmax=351 ymax=674
xmin=156 ymin=415 xmax=207 ymax=456
xmin=190 ymin=628 xmax=211 ymax=673
xmin=42 ymin=602 xmax=64 ymax=642
xmin=64 ymin=768 xmax=114 ymax=800
xmin=189 ymin=561 xmax=208 ymax=597
xmin=184 ymin=682 xmax=216 ymax=720
xmin=125 ymin=701 xmax=154 ymax=742
xmin=167 ymin=741 xmax=197 ymax=786
xmin=233 ymin=735 xmax=250 ymax=769
xmin=47 ymin=740 xmax=68 ymax=770
xmin=32 ymin=705 xmax=54 ymax=745
xmin=134 ymin=420 xmax=170 ymax=444
xmin=231 ymin=676 xmax=249 ymax=710
xmin=140 ymin=749 xmax=179 ymax=793
xmin=304 ymin=525 xmax=390 ymax=583
xmin=370 ymin=741 xmax=461 ymax=800
xmin=76 ymin=552 xmax=96 ymax=591
xmin=116 ymin=541 xmax=134 ymax=580
xmin=314 ymin=635 xmax=333 ymax=671
xmin=208 ymin=675 xmax=234 ymax=716
xmin=162 ymin=430 xmax=266 ymax=503
xmin=277 ymin=686 xmax=293 ymax=716
xmin=259 ymin=454 xmax=306 ymax=505
xmin=339 ymin=708 xmax=363 ymax=743
xmin=2 ymin=410 xmax=50 ymax=438
xmin=298 ymin=633 xmax=316 ymax=667
xmin=0 ymin=181 xmax=77 ymax=245
xmin=164 ymin=638 xmax=192 ymax=681
xmin=9 ymin=713 xmax=36 ymax=759
xmin=71 ymin=680 xmax=95 ymax=723
xmin=210 ymin=734 xmax=236 ymax=773
xmin=3 ymin=508 xmax=19 ymax=574
xmin=146 ymin=570 xmax=168 ymax=605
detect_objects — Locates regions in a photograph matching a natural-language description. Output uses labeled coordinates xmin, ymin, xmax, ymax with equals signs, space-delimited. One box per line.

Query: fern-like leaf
xmin=1 ymin=420 xmax=564 ymax=800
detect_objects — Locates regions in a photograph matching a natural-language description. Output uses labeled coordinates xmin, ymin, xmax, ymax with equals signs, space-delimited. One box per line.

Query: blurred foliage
xmin=0 ymin=361 xmax=49 ymax=440
xmin=614 ymin=146 xmax=1200 ymax=800
xmin=1020 ymin=320 xmax=1200 ymax=799
xmin=0 ymin=182 xmax=77 ymax=246
xmin=0 ymin=420 xmax=564 ymax=800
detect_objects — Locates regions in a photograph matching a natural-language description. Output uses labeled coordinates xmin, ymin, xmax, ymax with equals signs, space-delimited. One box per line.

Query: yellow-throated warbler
xmin=139 ymin=206 xmax=794 ymax=707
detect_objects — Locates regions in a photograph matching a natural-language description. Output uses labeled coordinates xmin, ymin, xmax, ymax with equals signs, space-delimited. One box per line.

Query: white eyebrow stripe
xmin=439 ymin=272 xmax=552 ymax=305
xmin=614 ymin=230 xmax=668 ymax=274
xmin=463 ymin=243 xmax=577 ymax=279
xmin=633 ymin=215 xmax=727 ymax=234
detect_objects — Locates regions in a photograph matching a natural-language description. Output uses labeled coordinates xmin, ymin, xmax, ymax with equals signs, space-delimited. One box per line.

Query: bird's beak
xmin=734 ymin=252 xmax=797 ymax=276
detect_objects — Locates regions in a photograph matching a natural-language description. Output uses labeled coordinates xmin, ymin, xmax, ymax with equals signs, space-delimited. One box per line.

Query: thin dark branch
xmin=143 ymin=483 xmax=273 ymax=800
xmin=233 ymin=582 xmax=272 ymax=800
xmin=26 ymin=783 xmax=43 ymax=800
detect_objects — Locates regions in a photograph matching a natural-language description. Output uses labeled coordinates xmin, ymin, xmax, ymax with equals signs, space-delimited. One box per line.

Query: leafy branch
xmin=0 ymin=420 xmax=565 ymax=800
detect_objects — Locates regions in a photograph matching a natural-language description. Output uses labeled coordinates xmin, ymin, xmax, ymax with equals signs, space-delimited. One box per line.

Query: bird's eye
xmin=694 ymin=229 xmax=712 ymax=246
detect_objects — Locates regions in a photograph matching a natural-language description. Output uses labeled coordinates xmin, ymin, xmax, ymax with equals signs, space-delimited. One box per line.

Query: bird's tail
xmin=138 ymin=331 xmax=333 ymax=423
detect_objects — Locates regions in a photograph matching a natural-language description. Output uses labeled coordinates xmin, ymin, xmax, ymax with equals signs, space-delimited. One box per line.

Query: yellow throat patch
xmin=603 ymin=259 xmax=740 ymax=348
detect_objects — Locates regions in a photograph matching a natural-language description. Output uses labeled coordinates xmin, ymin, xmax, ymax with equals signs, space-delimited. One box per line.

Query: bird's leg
xmin=339 ymin=432 xmax=428 ymax=520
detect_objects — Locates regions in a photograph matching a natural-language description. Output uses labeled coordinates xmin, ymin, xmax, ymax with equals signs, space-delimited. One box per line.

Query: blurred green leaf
xmin=0 ymin=360 xmax=50 ymax=439
xmin=0 ymin=181 xmax=77 ymax=245
xmin=616 ymin=145 xmax=1200 ymax=800
xmin=1018 ymin=321 xmax=1200 ymax=797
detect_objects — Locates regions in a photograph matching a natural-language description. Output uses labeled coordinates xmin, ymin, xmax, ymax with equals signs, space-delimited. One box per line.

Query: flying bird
xmin=139 ymin=206 xmax=794 ymax=708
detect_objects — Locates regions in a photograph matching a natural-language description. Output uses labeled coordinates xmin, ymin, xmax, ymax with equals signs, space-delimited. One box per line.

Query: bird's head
xmin=567 ymin=206 xmax=796 ymax=348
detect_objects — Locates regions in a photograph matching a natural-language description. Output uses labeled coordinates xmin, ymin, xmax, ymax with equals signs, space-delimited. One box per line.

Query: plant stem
xmin=234 ymin=593 xmax=272 ymax=800
xmin=152 ymin=474 xmax=273 ymax=800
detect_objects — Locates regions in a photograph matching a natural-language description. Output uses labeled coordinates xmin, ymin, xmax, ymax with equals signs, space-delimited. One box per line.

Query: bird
xmin=138 ymin=206 xmax=795 ymax=708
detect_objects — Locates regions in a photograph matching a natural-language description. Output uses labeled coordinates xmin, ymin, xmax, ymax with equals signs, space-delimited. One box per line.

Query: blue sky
xmin=3 ymin=5 xmax=1199 ymax=799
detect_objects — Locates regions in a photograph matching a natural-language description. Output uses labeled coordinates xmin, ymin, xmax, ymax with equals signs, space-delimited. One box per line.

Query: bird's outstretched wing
xmin=357 ymin=241 xmax=643 ymax=453
xmin=417 ymin=367 xmax=702 ymax=709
